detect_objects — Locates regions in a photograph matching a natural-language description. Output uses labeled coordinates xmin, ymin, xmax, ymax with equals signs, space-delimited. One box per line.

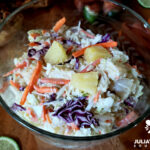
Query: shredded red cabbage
xmin=19 ymin=86 xmax=25 ymax=91
xmin=53 ymin=99 xmax=99 ymax=128
xmin=65 ymin=39 xmax=81 ymax=46
xmin=75 ymin=58 xmax=80 ymax=70
xmin=28 ymin=48 xmax=36 ymax=57
xmin=124 ymin=96 xmax=136 ymax=108
xmin=43 ymin=93 xmax=57 ymax=105
xmin=11 ymin=103 xmax=26 ymax=111
xmin=101 ymin=33 xmax=110 ymax=43
xmin=51 ymin=32 xmax=58 ymax=38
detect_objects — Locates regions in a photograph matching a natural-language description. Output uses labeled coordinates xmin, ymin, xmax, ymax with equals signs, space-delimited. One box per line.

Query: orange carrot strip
xmin=116 ymin=111 xmax=138 ymax=127
xmin=72 ymin=41 xmax=117 ymax=58
xmin=34 ymin=85 xmax=58 ymax=94
xmin=28 ymin=61 xmax=42 ymax=93
xmin=81 ymin=29 xmax=95 ymax=38
xmin=10 ymin=80 xmax=20 ymax=90
xmin=93 ymin=90 xmax=101 ymax=103
xmin=44 ymin=41 xmax=50 ymax=47
xmin=30 ymin=33 xmax=41 ymax=39
xmin=15 ymin=73 xmax=23 ymax=78
xmin=53 ymin=17 xmax=66 ymax=32
xmin=0 ymin=82 xmax=9 ymax=93
xmin=42 ymin=29 xmax=48 ymax=35
xmin=46 ymin=113 xmax=52 ymax=124
xmin=66 ymin=46 xmax=73 ymax=54
xmin=40 ymin=78 xmax=70 ymax=85
xmin=3 ymin=61 xmax=27 ymax=77
xmin=20 ymin=61 xmax=42 ymax=105
xmin=105 ymin=119 xmax=112 ymax=123
xmin=70 ymin=123 xmax=79 ymax=131
xmin=20 ymin=86 xmax=29 ymax=105
xmin=27 ymin=107 xmax=38 ymax=122
xmin=80 ymin=59 xmax=100 ymax=73
xmin=28 ymin=42 xmax=40 ymax=47
xmin=42 ymin=105 xmax=47 ymax=122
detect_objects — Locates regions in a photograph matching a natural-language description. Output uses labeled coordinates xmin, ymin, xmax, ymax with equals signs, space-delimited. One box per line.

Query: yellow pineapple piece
xmin=84 ymin=46 xmax=111 ymax=63
xmin=44 ymin=41 xmax=68 ymax=64
xmin=71 ymin=72 xmax=98 ymax=95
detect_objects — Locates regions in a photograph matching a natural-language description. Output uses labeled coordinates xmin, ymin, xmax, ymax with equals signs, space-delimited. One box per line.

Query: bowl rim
xmin=0 ymin=0 xmax=150 ymax=141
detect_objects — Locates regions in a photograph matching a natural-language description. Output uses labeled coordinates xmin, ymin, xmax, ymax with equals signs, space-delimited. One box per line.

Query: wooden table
xmin=0 ymin=0 xmax=150 ymax=150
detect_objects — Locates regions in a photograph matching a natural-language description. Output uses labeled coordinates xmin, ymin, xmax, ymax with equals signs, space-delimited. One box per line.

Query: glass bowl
xmin=0 ymin=0 xmax=150 ymax=149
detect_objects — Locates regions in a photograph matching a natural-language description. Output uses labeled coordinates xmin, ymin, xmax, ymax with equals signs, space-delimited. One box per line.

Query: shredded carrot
xmin=116 ymin=111 xmax=138 ymax=127
xmin=93 ymin=90 xmax=101 ymax=103
xmin=20 ymin=86 xmax=29 ymax=105
xmin=3 ymin=61 xmax=27 ymax=77
xmin=46 ymin=113 xmax=52 ymax=124
xmin=20 ymin=61 xmax=42 ymax=105
xmin=15 ymin=73 xmax=23 ymax=78
xmin=34 ymin=85 xmax=58 ymax=94
xmin=28 ymin=61 xmax=42 ymax=93
xmin=28 ymin=57 xmax=35 ymax=61
xmin=0 ymin=82 xmax=9 ymax=93
xmin=80 ymin=59 xmax=100 ymax=73
xmin=27 ymin=107 xmax=38 ymax=122
xmin=105 ymin=119 xmax=112 ymax=123
xmin=40 ymin=78 xmax=70 ymax=85
xmin=42 ymin=29 xmax=48 ymax=35
xmin=53 ymin=17 xmax=66 ymax=32
xmin=70 ymin=123 xmax=79 ymax=131
xmin=10 ymin=80 xmax=20 ymax=90
xmin=81 ymin=29 xmax=95 ymax=38
xmin=72 ymin=41 xmax=117 ymax=58
xmin=42 ymin=105 xmax=47 ymax=122
xmin=99 ymin=130 xmax=101 ymax=134
xmin=29 ymin=42 xmax=40 ymax=47
xmin=30 ymin=33 xmax=40 ymax=39
xmin=62 ymin=91 xmax=66 ymax=97
xmin=66 ymin=46 xmax=73 ymax=54
xmin=44 ymin=41 xmax=50 ymax=47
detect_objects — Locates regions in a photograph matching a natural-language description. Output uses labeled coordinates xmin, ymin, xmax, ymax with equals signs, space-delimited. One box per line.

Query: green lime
xmin=83 ymin=6 xmax=99 ymax=23
xmin=0 ymin=136 xmax=20 ymax=150
xmin=138 ymin=0 xmax=150 ymax=8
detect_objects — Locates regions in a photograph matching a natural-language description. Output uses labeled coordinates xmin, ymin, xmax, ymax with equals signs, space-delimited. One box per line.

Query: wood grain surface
xmin=0 ymin=0 xmax=150 ymax=150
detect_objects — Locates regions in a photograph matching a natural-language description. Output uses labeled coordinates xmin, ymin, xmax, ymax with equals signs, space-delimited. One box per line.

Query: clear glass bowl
xmin=0 ymin=0 xmax=150 ymax=149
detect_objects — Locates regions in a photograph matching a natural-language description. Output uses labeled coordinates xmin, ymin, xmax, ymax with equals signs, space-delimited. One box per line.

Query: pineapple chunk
xmin=44 ymin=41 xmax=68 ymax=64
xmin=71 ymin=72 xmax=98 ymax=95
xmin=84 ymin=46 xmax=111 ymax=63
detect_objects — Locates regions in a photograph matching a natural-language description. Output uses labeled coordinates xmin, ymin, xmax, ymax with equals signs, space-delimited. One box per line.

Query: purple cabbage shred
xmin=65 ymin=39 xmax=81 ymax=46
xmin=101 ymin=33 xmax=110 ymax=43
xmin=75 ymin=58 xmax=80 ymax=70
xmin=11 ymin=103 xmax=26 ymax=111
xmin=19 ymin=87 xmax=25 ymax=91
xmin=53 ymin=99 xmax=99 ymax=128
xmin=51 ymin=32 xmax=58 ymax=38
xmin=124 ymin=97 xmax=136 ymax=108
xmin=28 ymin=48 xmax=36 ymax=57
xmin=43 ymin=93 xmax=57 ymax=105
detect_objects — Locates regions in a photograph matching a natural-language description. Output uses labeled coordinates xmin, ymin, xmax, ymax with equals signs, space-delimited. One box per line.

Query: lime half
xmin=0 ymin=136 xmax=20 ymax=150
xmin=138 ymin=0 xmax=150 ymax=8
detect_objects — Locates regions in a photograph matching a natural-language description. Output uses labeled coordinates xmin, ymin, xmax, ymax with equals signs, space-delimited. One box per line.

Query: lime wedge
xmin=0 ymin=136 xmax=20 ymax=150
xmin=138 ymin=0 xmax=150 ymax=8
